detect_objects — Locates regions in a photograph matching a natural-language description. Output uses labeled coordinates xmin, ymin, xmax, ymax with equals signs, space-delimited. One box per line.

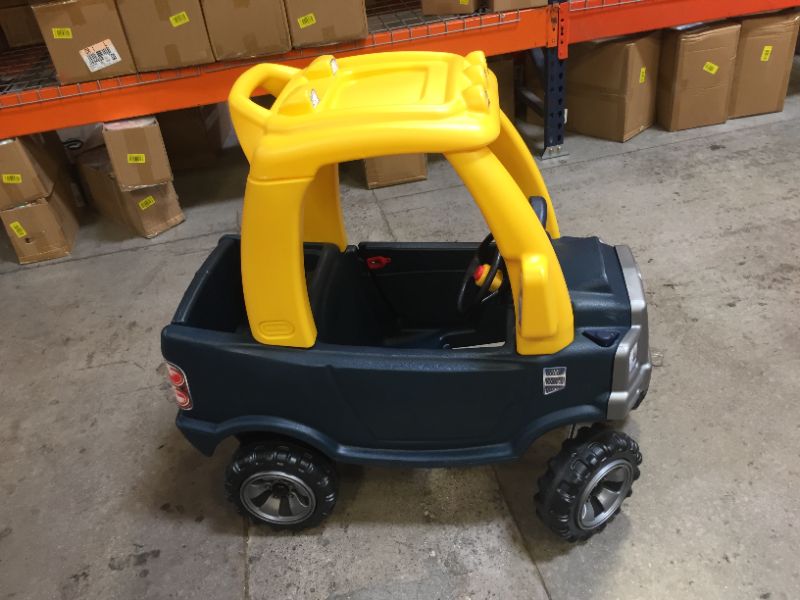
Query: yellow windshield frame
xmin=230 ymin=51 xmax=573 ymax=355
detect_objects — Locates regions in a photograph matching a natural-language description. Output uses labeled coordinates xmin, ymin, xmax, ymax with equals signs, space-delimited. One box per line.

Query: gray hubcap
xmin=577 ymin=459 xmax=633 ymax=530
xmin=240 ymin=471 xmax=316 ymax=525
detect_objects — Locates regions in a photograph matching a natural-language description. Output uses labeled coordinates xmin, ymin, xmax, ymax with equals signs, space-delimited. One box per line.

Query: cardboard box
xmin=364 ymin=154 xmax=427 ymax=189
xmin=284 ymin=0 xmax=368 ymax=48
xmin=730 ymin=11 xmax=800 ymax=118
xmin=102 ymin=117 xmax=173 ymax=190
xmin=566 ymin=32 xmax=661 ymax=142
xmin=201 ymin=0 xmax=291 ymax=60
xmin=116 ymin=0 xmax=214 ymax=72
xmin=0 ymin=4 xmax=43 ymax=47
xmin=1 ymin=170 xmax=79 ymax=264
xmin=0 ymin=133 xmax=68 ymax=210
xmin=487 ymin=0 xmax=547 ymax=11
xmin=657 ymin=22 xmax=741 ymax=132
xmin=421 ymin=0 xmax=480 ymax=15
xmin=488 ymin=56 xmax=516 ymax=122
xmin=31 ymin=0 xmax=136 ymax=84
xmin=157 ymin=106 xmax=222 ymax=171
xmin=78 ymin=148 xmax=184 ymax=238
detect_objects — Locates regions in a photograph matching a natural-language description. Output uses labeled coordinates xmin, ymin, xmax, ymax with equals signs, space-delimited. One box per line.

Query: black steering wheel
xmin=456 ymin=233 xmax=506 ymax=314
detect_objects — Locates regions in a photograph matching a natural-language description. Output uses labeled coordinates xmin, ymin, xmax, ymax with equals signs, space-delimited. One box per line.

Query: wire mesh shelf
xmin=0 ymin=0 xmax=522 ymax=111
xmin=568 ymin=0 xmax=648 ymax=10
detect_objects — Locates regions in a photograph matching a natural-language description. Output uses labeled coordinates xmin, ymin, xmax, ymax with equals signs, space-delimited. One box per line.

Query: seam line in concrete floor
xmin=243 ymin=519 xmax=251 ymax=600
xmin=376 ymin=201 xmax=397 ymax=242
xmin=491 ymin=465 xmax=554 ymax=600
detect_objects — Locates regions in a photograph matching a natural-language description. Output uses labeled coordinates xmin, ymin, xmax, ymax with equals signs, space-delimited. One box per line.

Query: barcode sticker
xmin=52 ymin=27 xmax=73 ymax=39
xmin=639 ymin=67 xmax=646 ymax=84
xmin=79 ymin=39 xmax=122 ymax=73
xmin=9 ymin=221 xmax=27 ymax=238
xmin=297 ymin=13 xmax=316 ymax=28
xmin=2 ymin=174 xmax=22 ymax=184
xmin=170 ymin=11 xmax=190 ymax=27
xmin=703 ymin=61 xmax=719 ymax=75
xmin=761 ymin=45 xmax=773 ymax=62
xmin=127 ymin=153 xmax=147 ymax=164
xmin=138 ymin=196 xmax=156 ymax=211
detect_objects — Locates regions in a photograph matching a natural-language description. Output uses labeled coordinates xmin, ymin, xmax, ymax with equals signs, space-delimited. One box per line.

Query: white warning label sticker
xmin=543 ymin=367 xmax=567 ymax=395
xmin=79 ymin=39 xmax=122 ymax=73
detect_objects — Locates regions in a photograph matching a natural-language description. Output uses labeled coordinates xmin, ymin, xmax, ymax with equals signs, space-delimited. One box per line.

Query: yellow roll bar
xmin=229 ymin=51 xmax=573 ymax=355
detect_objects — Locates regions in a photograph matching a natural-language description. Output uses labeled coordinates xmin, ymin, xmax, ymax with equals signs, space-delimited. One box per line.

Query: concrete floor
xmin=1 ymin=60 xmax=799 ymax=600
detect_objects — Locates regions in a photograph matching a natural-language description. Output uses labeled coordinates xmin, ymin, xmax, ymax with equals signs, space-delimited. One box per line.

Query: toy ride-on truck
xmin=161 ymin=51 xmax=652 ymax=541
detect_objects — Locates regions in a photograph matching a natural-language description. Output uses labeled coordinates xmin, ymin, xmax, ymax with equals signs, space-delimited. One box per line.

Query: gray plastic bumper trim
xmin=608 ymin=245 xmax=652 ymax=420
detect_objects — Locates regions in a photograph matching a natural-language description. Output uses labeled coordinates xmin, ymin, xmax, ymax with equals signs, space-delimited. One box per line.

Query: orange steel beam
xmin=0 ymin=8 xmax=551 ymax=138
xmin=568 ymin=0 xmax=800 ymax=44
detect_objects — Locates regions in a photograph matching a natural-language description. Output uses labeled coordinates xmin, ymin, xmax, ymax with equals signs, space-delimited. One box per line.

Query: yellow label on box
xmin=639 ymin=67 xmax=646 ymax=84
xmin=138 ymin=195 xmax=156 ymax=211
xmin=170 ymin=11 xmax=190 ymax=27
xmin=127 ymin=153 xmax=147 ymax=164
xmin=9 ymin=221 xmax=27 ymax=238
xmin=761 ymin=45 xmax=773 ymax=62
xmin=297 ymin=13 xmax=316 ymax=28
xmin=703 ymin=62 xmax=719 ymax=75
xmin=459 ymin=0 xmax=470 ymax=4
xmin=2 ymin=174 xmax=22 ymax=184
xmin=52 ymin=27 xmax=73 ymax=39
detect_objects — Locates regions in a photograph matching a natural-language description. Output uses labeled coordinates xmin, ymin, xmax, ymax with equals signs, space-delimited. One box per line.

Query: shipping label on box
xmin=79 ymin=39 xmax=122 ymax=73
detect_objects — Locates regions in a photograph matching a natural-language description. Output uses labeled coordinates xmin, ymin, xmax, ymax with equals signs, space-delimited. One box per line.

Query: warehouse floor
xmin=1 ymin=60 xmax=799 ymax=600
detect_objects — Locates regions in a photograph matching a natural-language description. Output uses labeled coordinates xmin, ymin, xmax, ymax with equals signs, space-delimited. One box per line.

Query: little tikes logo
xmin=543 ymin=367 xmax=567 ymax=395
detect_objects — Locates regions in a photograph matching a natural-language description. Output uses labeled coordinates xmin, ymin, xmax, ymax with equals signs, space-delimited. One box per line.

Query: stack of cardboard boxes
xmin=0 ymin=134 xmax=80 ymax=264
xmin=77 ymin=117 xmax=184 ymax=238
xmin=27 ymin=0 xmax=370 ymax=85
xmin=520 ymin=10 xmax=799 ymax=142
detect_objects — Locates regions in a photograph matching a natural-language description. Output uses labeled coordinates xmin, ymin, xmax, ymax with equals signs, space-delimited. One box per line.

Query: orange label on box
xmin=127 ymin=153 xmax=146 ymax=164
xmin=703 ymin=62 xmax=719 ymax=75
xmin=9 ymin=221 xmax=27 ymax=238
xmin=2 ymin=174 xmax=22 ymax=184
xmin=760 ymin=45 xmax=773 ymax=62
xmin=169 ymin=11 xmax=190 ymax=27
xmin=138 ymin=196 xmax=156 ymax=211
xmin=297 ymin=13 xmax=316 ymax=28
xmin=639 ymin=67 xmax=646 ymax=84
xmin=52 ymin=27 xmax=73 ymax=39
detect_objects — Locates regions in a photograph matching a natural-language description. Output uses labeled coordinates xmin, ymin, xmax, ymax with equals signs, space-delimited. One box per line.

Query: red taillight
xmin=174 ymin=389 xmax=192 ymax=410
xmin=167 ymin=364 xmax=185 ymax=387
xmin=166 ymin=363 xmax=192 ymax=410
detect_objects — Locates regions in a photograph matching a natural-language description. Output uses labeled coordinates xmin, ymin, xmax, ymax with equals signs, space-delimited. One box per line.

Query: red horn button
xmin=473 ymin=264 xmax=486 ymax=282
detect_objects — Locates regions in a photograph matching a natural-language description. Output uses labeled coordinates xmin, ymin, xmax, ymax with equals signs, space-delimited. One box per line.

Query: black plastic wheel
xmin=535 ymin=425 xmax=642 ymax=542
xmin=225 ymin=441 xmax=338 ymax=530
